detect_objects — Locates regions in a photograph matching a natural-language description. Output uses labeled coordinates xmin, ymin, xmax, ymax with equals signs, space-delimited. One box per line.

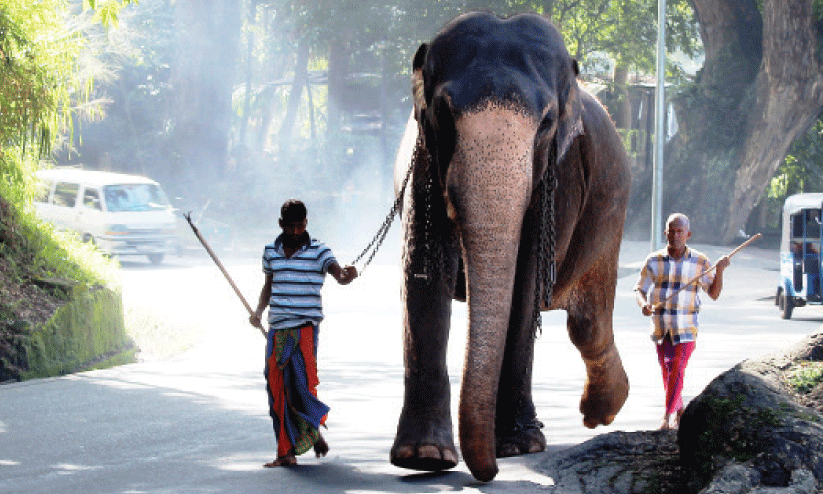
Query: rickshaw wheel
xmin=779 ymin=291 xmax=794 ymax=319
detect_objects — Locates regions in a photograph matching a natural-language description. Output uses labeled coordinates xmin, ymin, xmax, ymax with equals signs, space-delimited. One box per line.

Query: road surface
xmin=1 ymin=239 xmax=819 ymax=493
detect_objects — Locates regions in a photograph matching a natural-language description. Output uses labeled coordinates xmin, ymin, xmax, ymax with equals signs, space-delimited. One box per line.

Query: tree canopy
xmin=8 ymin=0 xmax=823 ymax=246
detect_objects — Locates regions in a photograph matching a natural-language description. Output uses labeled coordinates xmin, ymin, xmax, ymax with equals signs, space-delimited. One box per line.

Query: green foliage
xmin=1 ymin=0 xmax=123 ymax=323
xmin=0 ymin=0 xmax=80 ymax=157
xmin=787 ymin=362 xmax=823 ymax=394
xmin=0 ymin=157 xmax=118 ymax=290
xmin=84 ymin=0 xmax=137 ymax=26
xmin=20 ymin=284 xmax=134 ymax=379
xmin=772 ymin=118 xmax=823 ymax=197
xmin=0 ymin=0 xmax=134 ymax=156
xmin=760 ymin=117 xmax=823 ymax=230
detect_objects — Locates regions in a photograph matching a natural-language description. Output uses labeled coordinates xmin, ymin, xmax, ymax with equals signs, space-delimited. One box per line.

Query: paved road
xmin=1 ymin=239 xmax=820 ymax=493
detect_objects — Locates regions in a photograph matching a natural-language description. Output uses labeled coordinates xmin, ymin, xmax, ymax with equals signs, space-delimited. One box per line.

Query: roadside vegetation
xmin=0 ymin=173 xmax=118 ymax=325
xmin=0 ymin=1 xmax=129 ymax=357
xmin=787 ymin=362 xmax=823 ymax=395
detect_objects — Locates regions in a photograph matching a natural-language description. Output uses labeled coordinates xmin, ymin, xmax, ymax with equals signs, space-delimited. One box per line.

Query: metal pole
xmin=651 ymin=0 xmax=667 ymax=251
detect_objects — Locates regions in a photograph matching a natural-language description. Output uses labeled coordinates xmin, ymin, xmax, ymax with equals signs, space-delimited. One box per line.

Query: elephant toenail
xmin=442 ymin=449 xmax=458 ymax=464
xmin=418 ymin=444 xmax=441 ymax=459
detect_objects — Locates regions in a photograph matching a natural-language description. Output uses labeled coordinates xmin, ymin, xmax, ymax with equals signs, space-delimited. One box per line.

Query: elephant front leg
xmin=390 ymin=272 xmax=458 ymax=471
xmin=566 ymin=278 xmax=629 ymax=428
xmin=495 ymin=323 xmax=546 ymax=458
xmin=495 ymin=212 xmax=546 ymax=458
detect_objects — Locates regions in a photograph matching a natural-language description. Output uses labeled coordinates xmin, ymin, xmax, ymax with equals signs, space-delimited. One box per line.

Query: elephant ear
xmin=412 ymin=43 xmax=428 ymax=123
xmin=556 ymin=58 xmax=583 ymax=161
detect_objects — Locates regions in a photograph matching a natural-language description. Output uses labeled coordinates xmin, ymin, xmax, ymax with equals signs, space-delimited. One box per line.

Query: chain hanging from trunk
xmin=533 ymin=141 xmax=557 ymax=335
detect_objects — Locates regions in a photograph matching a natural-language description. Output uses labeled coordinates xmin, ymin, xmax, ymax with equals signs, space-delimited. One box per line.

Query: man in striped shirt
xmin=635 ymin=213 xmax=729 ymax=430
xmin=250 ymin=199 xmax=357 ymax=467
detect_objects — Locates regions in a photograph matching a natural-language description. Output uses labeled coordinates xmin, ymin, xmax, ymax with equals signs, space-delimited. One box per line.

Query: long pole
xmin=653 ymin=233 xmax=762 ymax=311
xmin=183 ymin=212 xmax=266 ymax=338
xmin=651 ymin=0 xmax=667 ymax=252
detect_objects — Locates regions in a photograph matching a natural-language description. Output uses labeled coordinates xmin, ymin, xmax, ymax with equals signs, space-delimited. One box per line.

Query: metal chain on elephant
xmin=533 ymin=144 xmax=557 ymax=335
xmin=417 ymin=165 xmax=448 ymax=282
xmin=350 ymin=162 xmax=413 ymax=273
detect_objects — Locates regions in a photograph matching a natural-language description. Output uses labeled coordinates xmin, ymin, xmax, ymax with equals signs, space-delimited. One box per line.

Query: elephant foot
xmin=579 ymin=350 xmax=629 ymax=429
xmin=391 ymin=442 xmax=458 ymax=472
xmin=496 ymin=421 xmax=546 ymax=458
xmin=390 ymin=418 xmax=458 ymax=472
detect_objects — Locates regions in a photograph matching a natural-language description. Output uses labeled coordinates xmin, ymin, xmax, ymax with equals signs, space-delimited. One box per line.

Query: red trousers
xmin=656 ymin=338 xmax=696 ymax=415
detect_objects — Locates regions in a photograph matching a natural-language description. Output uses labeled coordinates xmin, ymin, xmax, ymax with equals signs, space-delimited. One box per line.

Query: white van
xmin=33 ymin=168 xmax=178 ymax=264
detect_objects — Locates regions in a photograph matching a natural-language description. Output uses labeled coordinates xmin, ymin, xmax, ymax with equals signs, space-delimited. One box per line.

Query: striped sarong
xmin=265 ymin=323 xmax=330 ymax=457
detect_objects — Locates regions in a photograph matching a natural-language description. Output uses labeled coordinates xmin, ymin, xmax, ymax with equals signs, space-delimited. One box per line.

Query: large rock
xmin=540 ymin=333 xmax=823 ymax=493
xmin=541 ymin=430 xmax=682 ymax=493
xmin=678 ymin=333 xmax=823 ymax=491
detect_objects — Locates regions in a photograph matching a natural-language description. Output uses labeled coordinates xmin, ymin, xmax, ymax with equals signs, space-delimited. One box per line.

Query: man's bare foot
xmin=264 ymin=455 xmax=297 ymax=467
xmin=314 ymin=434 xmax=329 ymax=457
xmin=672 ymin=409 xmax=684 ymax=429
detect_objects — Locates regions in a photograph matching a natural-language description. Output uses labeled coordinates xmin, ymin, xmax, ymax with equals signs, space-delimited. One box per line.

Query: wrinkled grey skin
xmin=391 ymin=12 xmax=631 ymax=482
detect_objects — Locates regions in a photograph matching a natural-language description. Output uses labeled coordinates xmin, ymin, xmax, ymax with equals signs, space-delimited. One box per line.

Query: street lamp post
xmin=651 ymin=0 xmax=666 ymax=251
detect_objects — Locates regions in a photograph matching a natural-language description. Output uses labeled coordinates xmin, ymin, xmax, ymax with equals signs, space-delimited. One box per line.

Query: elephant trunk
xmin=446 ymin=102 xmax=537 ymax=482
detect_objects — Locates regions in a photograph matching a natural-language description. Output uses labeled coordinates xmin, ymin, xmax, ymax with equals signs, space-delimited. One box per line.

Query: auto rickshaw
xmin=777 ymin=193 xmax=823 ymax=319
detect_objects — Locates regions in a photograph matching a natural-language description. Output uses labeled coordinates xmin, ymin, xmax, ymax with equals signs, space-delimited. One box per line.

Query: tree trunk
xmin=325 ymin=34 xmax=350 ymax=175
xmin=327 ymin=36 xmax=348 ymax=135
xmin=720 ymin=0 xmax=823 ymax=242
xmin=278 ymin=39 xmax=310 ymax=158
xmin=612 ymin=64 xmax=631 ymax=130
xmin=238 ymin=2 xmax=255 ymax=153
xmin=170 ymin=0 xmax=242 ymax=201
xmin=630 ymin=0 xmax=823 ymax=243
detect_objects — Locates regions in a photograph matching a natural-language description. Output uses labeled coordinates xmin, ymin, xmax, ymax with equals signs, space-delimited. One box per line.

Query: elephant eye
xmin=536 ymin=116 xmax=556 ymax=141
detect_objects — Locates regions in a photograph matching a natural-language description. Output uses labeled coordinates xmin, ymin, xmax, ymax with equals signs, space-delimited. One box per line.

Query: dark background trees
xmin=653 ymin=0 xmax=823 ymax=243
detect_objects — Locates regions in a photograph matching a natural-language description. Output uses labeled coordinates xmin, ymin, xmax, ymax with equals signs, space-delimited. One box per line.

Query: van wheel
xmin=148 ymin=253 xmax=164 ymax=265
xmin=779 ymin=292 xmax=794 ymax=320
xmin=775 ymin=288 xmax=781 ymax=306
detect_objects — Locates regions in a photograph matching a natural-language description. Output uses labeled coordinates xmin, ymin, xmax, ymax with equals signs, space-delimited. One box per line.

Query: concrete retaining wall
xmin=0 ymin=285 xmax=135 ymax=382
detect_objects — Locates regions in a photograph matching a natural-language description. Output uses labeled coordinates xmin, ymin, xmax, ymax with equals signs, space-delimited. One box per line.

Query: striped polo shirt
xmin=635 ymin=246 xmax=714 ymax=343
xmin=262 ymin=235 xmax=337 ymax=331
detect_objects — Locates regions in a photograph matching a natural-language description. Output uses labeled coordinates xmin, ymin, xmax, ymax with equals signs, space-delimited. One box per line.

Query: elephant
xmin=390 ymin=12 xmax=631 ymax=482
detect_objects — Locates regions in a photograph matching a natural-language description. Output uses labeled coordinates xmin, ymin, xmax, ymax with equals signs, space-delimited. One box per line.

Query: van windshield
xmin=104 ymin=184 xmax=170 ymax=212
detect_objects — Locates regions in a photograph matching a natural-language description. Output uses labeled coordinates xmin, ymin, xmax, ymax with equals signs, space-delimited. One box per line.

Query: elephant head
xmin=411 ymin=13 xmax=584 ymax=481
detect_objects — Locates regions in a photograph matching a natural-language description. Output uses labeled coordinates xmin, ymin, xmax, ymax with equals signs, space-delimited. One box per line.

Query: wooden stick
xmin=652 ymin=233 xmax=762 ymax=311
xmin=184 ymin=212 xmax=266 ymax=338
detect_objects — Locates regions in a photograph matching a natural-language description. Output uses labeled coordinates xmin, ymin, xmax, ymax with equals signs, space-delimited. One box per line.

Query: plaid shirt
xmin=635 ymin=246 xmax=714 ymax=343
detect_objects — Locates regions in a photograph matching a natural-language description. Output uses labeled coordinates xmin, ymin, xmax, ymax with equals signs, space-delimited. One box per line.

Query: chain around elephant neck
xmin=533 ymin=143 xmax=557 ymax=335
